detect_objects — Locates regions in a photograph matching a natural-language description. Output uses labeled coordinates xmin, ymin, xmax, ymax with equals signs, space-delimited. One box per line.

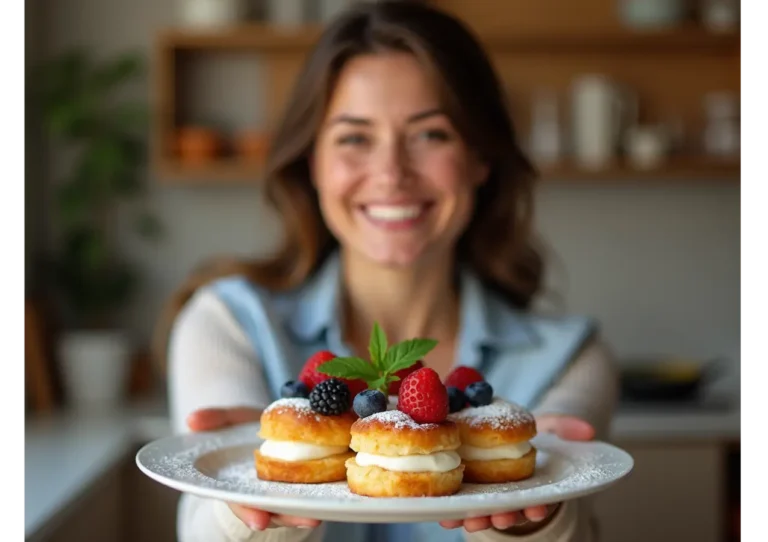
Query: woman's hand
xmin=439 ymin=414 xmax=595 ymax=533
xmin=187 ymin=406 xmax=322 ymax=531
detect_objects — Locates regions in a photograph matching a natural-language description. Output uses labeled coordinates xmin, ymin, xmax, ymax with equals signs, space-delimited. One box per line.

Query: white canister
xmin=625 ymin=126 xmax=669 ymax=170
xmin=178 ymin=0 xmax=245 ymax=28
xmin=618 ymin=0 xmax=686 ymax=29
xmin=319 ymin=0 xmax=358 ymax=23
xmin=267 ymin=0 xmax=305 ymax=27
xmin=570 ymin=74 xmax=631 ymax=170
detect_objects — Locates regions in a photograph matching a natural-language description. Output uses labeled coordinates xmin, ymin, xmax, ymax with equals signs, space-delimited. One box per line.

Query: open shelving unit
xmin=151 ymin=0 xmax=740 ymax=185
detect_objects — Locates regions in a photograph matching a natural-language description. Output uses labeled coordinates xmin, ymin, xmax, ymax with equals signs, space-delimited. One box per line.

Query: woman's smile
xmin=357 ymin=201 xmax=435 ymax=231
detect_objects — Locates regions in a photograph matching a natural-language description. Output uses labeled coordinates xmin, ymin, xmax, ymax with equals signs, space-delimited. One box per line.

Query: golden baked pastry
xmin=254 ymin=398 xmax=356 ymax=483
xmin=346 ymin=410 xmax=464 ymax=497
xmin=448 ymin=398 xmax=537 ymax=483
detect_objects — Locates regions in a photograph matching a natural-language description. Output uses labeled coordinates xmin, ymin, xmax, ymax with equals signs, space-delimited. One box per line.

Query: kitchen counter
xmin=611 ymin=403 xmax=740 ymax=441
xmin=25 ymin=399 xmax=170 ymax=540
xmin=24 ymin=396 xmax=740 ymax=539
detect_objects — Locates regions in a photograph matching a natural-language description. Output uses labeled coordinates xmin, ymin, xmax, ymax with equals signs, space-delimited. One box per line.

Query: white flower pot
xmin=59 ymin=331 xmax=131 ymax=411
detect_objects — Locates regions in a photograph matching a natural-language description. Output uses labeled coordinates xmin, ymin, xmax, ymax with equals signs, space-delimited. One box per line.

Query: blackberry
xmin=280 ymin=380 xmax=309 ymax=399
xmin=465 ymin=381 xmax=493 ymax=407
xmin=447 ymin=386 xmax=467 ymax=413
xmin=353 ymin=389 xmax=387 ymax=418
xmin=309 ymin=378 xmax=351 ymax=415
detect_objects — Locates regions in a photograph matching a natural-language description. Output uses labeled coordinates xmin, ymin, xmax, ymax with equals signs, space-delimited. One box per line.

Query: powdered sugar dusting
xmin=265 ymin=398 xmax=313 ymax=414
xmin=448 ymin=399 xmax=535 ymax=430
xmin=358 ymin=409 xmax=440 ymax=430
xmin=138 ymin=427 xmax=633 ymax=512
xmin=263 ymin=398 xmax=323 ymax=421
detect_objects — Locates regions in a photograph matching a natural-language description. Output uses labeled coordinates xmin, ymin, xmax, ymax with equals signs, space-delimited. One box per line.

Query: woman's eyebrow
xmin=326 ymin=107 xmax=445 ymax=127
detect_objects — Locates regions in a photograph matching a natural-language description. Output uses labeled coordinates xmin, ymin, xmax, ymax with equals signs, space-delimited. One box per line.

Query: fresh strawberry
xmin=397 ymin=367 xmax=449 ymax=424
xmin=388 ymin=359 xmax=424 ymax=395
xmin=299 ymin=350 xmax=367 ymax=397
xmin=444 ymin=366 xmax=484 ymax=392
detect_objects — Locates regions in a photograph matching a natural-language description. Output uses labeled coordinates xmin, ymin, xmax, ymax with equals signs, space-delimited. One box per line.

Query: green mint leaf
xmin=368 ymin=376 xmax=389 ymax=395
xmin=368 ymin=322 xmax=388 ymax=371
xmin=385 ymin=338 xmax=438 ymax=375
xmin=317 ymin=357 xmax=379 ymax=382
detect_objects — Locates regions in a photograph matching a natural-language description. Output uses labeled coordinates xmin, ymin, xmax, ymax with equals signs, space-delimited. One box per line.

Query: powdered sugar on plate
xmin=136 ymin=425 xmax=634 ymax=521
xmin=448 ymin=399 xmax=535 ymax=430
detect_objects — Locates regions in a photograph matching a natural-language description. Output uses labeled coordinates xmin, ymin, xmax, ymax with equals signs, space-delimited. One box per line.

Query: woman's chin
xmin=354 ymin=244 xmax=437 ymax=269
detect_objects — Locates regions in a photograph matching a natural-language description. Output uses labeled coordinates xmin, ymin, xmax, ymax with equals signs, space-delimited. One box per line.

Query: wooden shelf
xmin=155 ymin=156 xmax=739 ymax=185
xmin=157 ymin=25 xmax=323 ymax=51
xmin=157 ymin=23 xmax=738 ymax=53
xmin=157 ymin=159 xmax=263 ymax=183
xmin=152 ymin=0 xmax=740 ymax=187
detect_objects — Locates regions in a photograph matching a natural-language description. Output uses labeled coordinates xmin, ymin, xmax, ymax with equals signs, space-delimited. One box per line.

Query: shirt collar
xmin=288 ymin=251 xmax=540 ymax=356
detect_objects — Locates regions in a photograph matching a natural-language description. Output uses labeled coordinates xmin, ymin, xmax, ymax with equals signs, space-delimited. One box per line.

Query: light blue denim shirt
xmin=210 ymin=250 xmax=595 ymax=542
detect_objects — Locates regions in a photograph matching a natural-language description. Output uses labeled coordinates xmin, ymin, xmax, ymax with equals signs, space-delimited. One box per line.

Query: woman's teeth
xmin=364 ymin=204 xmax=423 ymax=221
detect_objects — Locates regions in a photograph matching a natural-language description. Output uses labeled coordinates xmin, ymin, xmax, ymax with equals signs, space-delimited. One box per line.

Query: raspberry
xmin=397 ymin=367 xmax=449 ymax=424
xmin=299 ymin=350 xmax=367 ymax=397
xmin=388 ymin=360 xmax=424 ymax=395
xmin=444 ymin=366 xmax=484 ymax=392
xmin=309 ymin=378 xmax=351 ymax=415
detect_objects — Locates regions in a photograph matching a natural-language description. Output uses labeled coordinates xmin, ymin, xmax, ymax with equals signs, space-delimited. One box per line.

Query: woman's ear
xmin=472 ymin=159 xmax=490 ymax=187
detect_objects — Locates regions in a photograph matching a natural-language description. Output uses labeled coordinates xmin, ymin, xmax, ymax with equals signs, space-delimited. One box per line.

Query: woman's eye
xmin=336 ymin=133 xmax=370 ymax=146
xmin=417 ymin=129 xmax=451 ymax=142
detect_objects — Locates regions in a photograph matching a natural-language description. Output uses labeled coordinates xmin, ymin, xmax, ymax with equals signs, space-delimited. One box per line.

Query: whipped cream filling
xmin=355 ymin=451 xmax=461 ymax=473
xmin=457 ymin=441 xmax=532 ymax=461
xmin=259 ymin=440 xmax=349 ymax=462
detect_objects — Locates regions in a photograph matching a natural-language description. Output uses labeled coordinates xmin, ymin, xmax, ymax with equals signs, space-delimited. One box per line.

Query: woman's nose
xmin=371 ymin=139 xmax=409 ymax=187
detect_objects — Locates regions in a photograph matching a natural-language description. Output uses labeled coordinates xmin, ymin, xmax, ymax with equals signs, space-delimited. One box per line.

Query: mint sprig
xmin=317 ymin=322 xmax=437 ymax=395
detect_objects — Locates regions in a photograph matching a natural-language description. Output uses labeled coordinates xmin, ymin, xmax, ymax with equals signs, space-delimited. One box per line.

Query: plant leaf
xmin=384 ymin=338 xmax=438 ymax=375
xmin=368 ymin=322 xmax=388 ymax=371
xmin=369 ymin=376 xmax=389 ymax=395
xmin=317 ymin=357 xmax=380 ymax=381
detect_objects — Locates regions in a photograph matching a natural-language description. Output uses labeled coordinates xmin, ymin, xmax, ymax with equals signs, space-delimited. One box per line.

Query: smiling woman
xmin=154 ymin=2 xmax=618 ymax=542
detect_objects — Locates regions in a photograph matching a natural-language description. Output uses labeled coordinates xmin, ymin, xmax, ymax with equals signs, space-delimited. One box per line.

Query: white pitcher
xmin=570 ymin=74 xmax=636 ymax=170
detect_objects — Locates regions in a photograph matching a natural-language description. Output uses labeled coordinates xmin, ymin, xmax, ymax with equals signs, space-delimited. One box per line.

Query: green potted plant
xmin=34 ymin=49 xmax=160 ymax=409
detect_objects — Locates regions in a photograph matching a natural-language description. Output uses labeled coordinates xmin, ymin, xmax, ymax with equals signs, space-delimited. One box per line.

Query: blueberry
xmin=465 ymin=381 xmax=493 ymax=407
xmin=309 ymin=378 xmax=351 ymax=415
xmin=353 ymin=389 xmax=388 ymax=418
xmin=280 ymin=380 xmax=309 ymax=399
xmin=447 ymin=386 xmax=467 ymax=413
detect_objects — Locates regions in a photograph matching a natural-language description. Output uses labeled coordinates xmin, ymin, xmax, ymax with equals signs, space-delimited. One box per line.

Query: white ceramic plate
xmin=136 ymin=423 xmax=633 ymax=523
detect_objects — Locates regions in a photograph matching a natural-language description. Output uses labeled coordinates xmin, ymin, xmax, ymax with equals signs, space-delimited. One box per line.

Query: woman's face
xmin=312 ymin=52 xmax=488 ymax=268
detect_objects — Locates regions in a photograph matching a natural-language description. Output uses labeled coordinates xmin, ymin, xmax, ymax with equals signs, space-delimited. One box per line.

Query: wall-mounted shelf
xmin=152 ymin=0 xmax=740 ymax=186
xmin=155 ymin=155 xmax=739 ymax=185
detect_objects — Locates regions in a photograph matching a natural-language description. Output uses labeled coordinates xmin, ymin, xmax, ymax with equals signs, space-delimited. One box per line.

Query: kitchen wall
xmin=34 ymin=0 xmax=740 ymax=381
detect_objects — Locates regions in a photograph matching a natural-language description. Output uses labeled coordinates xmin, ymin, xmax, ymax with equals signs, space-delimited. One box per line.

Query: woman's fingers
xmin=274 ymin=515 xmax=322 ymax=529
xmin=490 ymin=511 xmax=521 ymax=530
xmin=535 ymin=415 xmax=595 ymax=441
xmin=228 ymin=505 xmax=321 ymax=531
xmin=439 ymin=519 xmax=464 ymax=529
xmin=523 ymin=505 xmax=550 ymax=522
xmin=187 ymin=406 xmax=263 ymax=432
xmin=229 ymin=504 xmax=272 ymax=531
xmin=463 ymin=516 xmax=492 ymax=532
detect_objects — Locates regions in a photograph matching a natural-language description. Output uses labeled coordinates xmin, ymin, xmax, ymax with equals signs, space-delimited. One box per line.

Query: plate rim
xmin=135 ymin=423 xmax=634 ymax=521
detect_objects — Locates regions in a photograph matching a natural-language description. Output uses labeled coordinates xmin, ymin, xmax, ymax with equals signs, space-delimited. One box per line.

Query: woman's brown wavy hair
xmin=153 ymin=0 xmax=544 ymax=367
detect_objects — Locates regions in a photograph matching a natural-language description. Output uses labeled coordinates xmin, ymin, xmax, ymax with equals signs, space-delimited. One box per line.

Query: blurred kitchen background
xmin=24 ymin=0 xmax=741 ymax=541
